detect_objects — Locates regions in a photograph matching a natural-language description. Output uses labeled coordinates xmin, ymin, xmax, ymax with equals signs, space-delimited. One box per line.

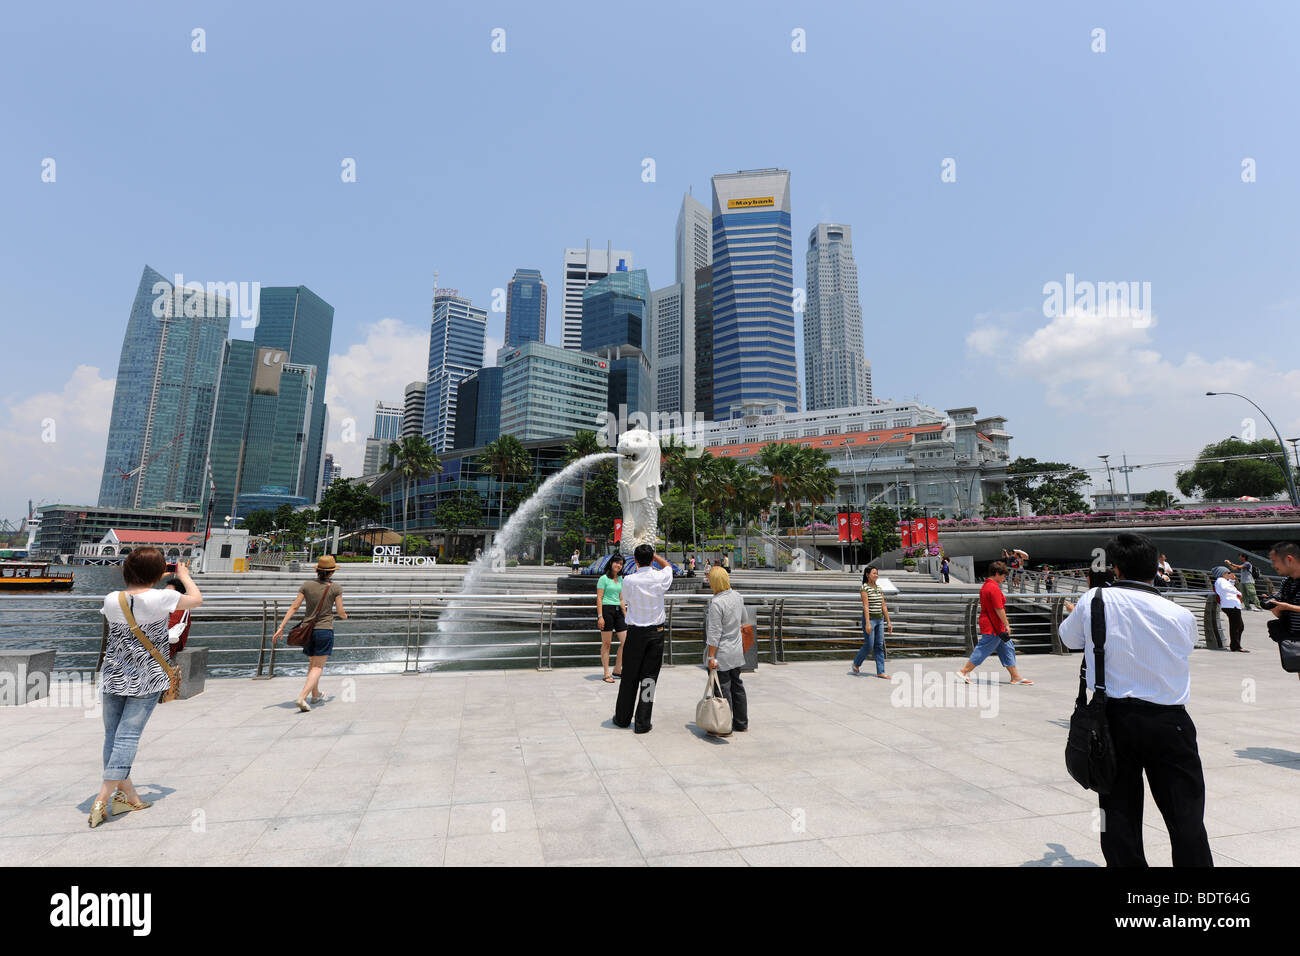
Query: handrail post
xmin=1049 ymin=597 xmax=1068 ymax=654
xmin=775 ymin=598 xmax=788 ymax=664
xmin=403 ymin=599 xmax=413 ymax=673
xmin=664 ymin=602 xmax=674 ymax=667
xmin=964 ymin=597 xmax=978 ymax=654
xmin=767 ymin=599 xmax=778 ymax=664
xmin=267 ymin=600 xmax=278 ymax=678
xmin=1203 ymin=595 xmax=1225 ymax=650
xmin=254 ymin=600 xmax=268 ymax=678
xmin=546 ymin=602 xmax=554 ymax=670
xmin=537 ymin=599 xmax=546 ymax=671
xmin=413 ymin=601 xmax=424 ymax=672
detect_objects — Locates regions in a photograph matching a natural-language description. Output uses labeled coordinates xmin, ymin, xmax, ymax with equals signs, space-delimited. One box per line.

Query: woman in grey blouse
xmin=704 ymin=566 xmax=748 ymax=733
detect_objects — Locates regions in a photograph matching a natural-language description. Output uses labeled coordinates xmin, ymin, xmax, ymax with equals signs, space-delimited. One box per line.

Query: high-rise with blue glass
xmin=98 ymin=266 xmax=230 ymax=510
xmin=423 ymin=289 xmax=487 ymax=454
xmin=252 ymin=285 xmax=335 ymax=502
xmin=581 ymin=268 xmax=652 ymax=420
xmin=710 ymin=169 xmax=797 ymax=419
xmin=505 ymin=269 xmax=547 ymax=349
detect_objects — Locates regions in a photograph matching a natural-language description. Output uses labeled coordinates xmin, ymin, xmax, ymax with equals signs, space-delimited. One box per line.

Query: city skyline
xmin=5 ymin=2 xmax=1300 ymax=521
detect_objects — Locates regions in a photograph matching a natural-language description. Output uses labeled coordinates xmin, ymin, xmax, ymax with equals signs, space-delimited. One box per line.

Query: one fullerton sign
xmin=372 ymin=546 xmax=435 ymax=567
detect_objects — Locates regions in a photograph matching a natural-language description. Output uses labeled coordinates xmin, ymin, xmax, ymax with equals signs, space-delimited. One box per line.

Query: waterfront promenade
xmin=1 ymin=615 xmax=1296 ymax=867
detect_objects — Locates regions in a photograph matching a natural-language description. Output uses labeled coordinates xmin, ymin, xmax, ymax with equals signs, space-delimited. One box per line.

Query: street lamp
xmin=1207 ymin=392 xmax=1300 ymax=506
xmin=1099 ymin=455 xmax=1118 ymax=518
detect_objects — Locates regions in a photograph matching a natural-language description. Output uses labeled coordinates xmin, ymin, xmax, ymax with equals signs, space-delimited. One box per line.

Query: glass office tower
xmin=252 ymin=285 xmax=335 ymax=502
xmin=505 ymin=268 xmax=547 ymax=348
xmin=422 ymin=289 xmax=487 ymax=454
xmin=98 ymin=266 xmax=230 ymax=510
xmin=710 ymin=169 xmax=797 ymax=419
xmin=581 ymin=268 xmax=652 ymax=419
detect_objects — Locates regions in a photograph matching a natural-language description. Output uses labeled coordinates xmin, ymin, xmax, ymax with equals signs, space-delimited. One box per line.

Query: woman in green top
xmin=596 ymin=555 xmax=629 ymax=683
xmin=853 ymin=566 xmax=892 ymax=678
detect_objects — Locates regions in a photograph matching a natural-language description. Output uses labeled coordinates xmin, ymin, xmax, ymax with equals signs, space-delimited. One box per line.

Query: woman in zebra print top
xmin=90 ymin=548 xmax=203 ymax=828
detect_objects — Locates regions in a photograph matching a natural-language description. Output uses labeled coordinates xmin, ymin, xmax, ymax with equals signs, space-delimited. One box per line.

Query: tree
xmin=435 ymin=489 xmax=484 ymax=558
xmin=583 ymin=459 xmax=622 ymax=551
xmin=477 ymin=435 xmax=532 ymax=528
xmin=382 ymin=435 xmax=442 ymax=551
xmin=1143 ymin=489 xmax=1179 ymax=510
xmin=1005 ymin=457 xmax=1092 ymax=515
xmin=564 ymin=429 xmax=605 ymax=538
xmin=757 ymin=443 xmax=801 ymax=533
xmin=864 ymin=505 xmax=901 ymax=559
xmin=662 ymin=437 xmax=713 ymax=558
xmin=791 ymin=448 xmax=837 ymax=564
xmin=703 ymin=457 xmax=765 ymax=561
xmin=243 ymin=509 xmax=274 ymax=537
xmin=658 ymin=488 xmax=694 ymax=559
xmin=981 ymin=491 xmax=1016 ymax=518
xmin=317 ymin=478 xmax=385 ymax=536
xmin=1175 ymin=438 xmax=1288 ymax=500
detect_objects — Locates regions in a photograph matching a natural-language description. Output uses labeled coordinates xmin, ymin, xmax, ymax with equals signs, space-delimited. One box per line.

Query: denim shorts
xmin=304 ymin=628 xmax=334 ymax=657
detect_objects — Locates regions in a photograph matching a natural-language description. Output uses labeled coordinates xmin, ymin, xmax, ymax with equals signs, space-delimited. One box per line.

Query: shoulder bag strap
xmin=1089 ymin=587 xmax=1107 ymax=698
xmin=118 ymin=591 xmax=175 ymax=675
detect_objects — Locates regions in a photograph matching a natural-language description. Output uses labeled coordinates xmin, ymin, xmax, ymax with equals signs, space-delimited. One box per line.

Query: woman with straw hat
xmin=272 ymin=554 xmax=348 ymax=712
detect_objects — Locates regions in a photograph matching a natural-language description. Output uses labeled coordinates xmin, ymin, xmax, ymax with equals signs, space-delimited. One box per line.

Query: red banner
xmin=613 ymin=518 xmax=622 ymax=543
xmin=900 ymin=522 xmax=911 ymax=548
xmin=913 ymin=519 xmax=926 ymax=544
xmin=927 ymin=517 xmax=938 ymax=541
xmin=837 ymin=512 xmax=850 ymax=543
xmin=849 ymin=512 xmax=863 ymax=542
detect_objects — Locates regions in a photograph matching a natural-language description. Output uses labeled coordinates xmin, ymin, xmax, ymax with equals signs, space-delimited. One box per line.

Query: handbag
xmin=288 ymin=586 xmax=333 ymax=647
xmin=1064 ymin=587 xmax=1117 ymax=794
xmin=118 ymin=592 xmax=182 ymax=703
xmin=1267 ymin=615 xmax=1300 ymax=673
xmin=695 ymin=670 xmax=733 ymax=736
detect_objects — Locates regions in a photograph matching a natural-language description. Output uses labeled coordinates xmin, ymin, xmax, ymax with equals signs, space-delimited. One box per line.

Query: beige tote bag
xmin=696 ymin=670 xmax=733 ymax=735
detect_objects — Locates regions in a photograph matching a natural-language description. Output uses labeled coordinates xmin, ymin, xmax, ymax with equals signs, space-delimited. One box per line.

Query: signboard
xmin=837 ymin=513 xmax=849 ymax=543
xmin=613 ymin=518 xmax=622 ymax=543
xmin=849 ymin=512 xmax=863 ymax=542
xmin=253 ymin=348 xmax=287 ymax=395
xmin=726 ymin=196 xmax=775 ymax=210
xmin=927 ymin=517 xmax=938 ymax=541
xmin=900 ymin=522 xmax=911 ymax=548
xmin=372 ymin=546 xmax=437 ymax=567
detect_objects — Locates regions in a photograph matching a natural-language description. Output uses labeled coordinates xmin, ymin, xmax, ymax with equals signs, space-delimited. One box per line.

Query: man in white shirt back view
xmin=1213 ymin=568 xmax=1246 ymax=652
xmin=612 ymin=544 xmax=674 ymax=733
xmin=1058 ymin=532 xmax=1213 ymax=867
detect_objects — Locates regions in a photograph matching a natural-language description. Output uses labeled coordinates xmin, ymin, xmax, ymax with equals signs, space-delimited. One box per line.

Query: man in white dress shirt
xmin=1058 ymin=532 xmax=1213 ymax=867
xmin=612 ymin=544 xmax=674 ymax=733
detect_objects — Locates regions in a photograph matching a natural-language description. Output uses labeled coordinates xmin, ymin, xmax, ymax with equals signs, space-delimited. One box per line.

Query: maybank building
xmin=710 ymin=169 xmax=797 ymax=420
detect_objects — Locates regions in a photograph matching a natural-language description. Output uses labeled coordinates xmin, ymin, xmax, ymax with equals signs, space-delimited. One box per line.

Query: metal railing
xmin=0 ymin=583 xmax=1226 ymax=678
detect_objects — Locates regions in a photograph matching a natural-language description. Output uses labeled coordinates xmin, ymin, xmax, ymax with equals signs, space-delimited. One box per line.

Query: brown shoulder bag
xmin=288 ymin=585 xmax=333 ymax=647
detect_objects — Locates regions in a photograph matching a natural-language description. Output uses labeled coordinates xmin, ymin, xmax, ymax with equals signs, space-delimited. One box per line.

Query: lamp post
xmin=1207 ymin=392 xmax=1300 ymax=507
xmin=1099 ymin=455 xmax=1118 ymax=518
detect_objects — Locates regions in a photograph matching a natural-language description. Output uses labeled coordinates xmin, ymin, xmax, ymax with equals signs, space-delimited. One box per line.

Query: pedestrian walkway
xmin=1 ymin=616 xmax=1296 ymax=866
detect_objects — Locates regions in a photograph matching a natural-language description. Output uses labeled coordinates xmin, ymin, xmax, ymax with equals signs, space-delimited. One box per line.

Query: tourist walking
xmin=1225 ymin=554 xmax=1260 ymax=610
xmin=1264 ymin=542 xmax=1300 ymax=682
xmin=941 ymin=556 xmax=950 ymax=584
xmin=1213 ymin=567 xmax=1247 ymax=652
xmin=91 ymin=549 xmax=204 ymax=828
xmin=852 ymin=566 xmax=892 ymax=678
xmin=612 ymin=544 xmax=674 ymax=733
xmin=1058 ymin=533 xmax=1213 ymax=867
xmin=596 ymin=555 xmax=628 ymax=682
xmin=703 ymin=565 xmax=748 ymax=734
xmin=571 ymin=549 xmax=582 ymax=574
xmin=272 ymin=555 xmax=348 ymax=712
xmin=957 ymin=561 xmax=1032 ymax=684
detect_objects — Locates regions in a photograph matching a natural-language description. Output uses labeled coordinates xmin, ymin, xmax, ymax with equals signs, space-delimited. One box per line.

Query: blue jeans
xmin=854 ymin=618 xmax=886 ymax=674
xmin=969 ymin=632 xmax=1016 ymax=668
xmin=102 ymin=692 xmax=158 ymax=780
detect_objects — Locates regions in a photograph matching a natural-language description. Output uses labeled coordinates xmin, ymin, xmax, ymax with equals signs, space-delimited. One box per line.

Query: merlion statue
xmin=617 ymin=428 xmax=662 ymax=549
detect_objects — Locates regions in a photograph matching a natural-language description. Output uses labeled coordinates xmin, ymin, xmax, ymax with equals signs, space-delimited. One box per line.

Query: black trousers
xmin=613 ymin=624 xmax=664 ymax=731
xmin=1099 ymin=698 xmax=1213 ymax=867
xmin=717 ymin=667 xmax=749 ymax=731
xmin=1223 ymin=607 xmax=1244 ymax=650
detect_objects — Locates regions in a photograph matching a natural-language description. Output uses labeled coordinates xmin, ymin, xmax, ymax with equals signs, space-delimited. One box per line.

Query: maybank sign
xmin=727 ymin=196 xmax=775 ymax=210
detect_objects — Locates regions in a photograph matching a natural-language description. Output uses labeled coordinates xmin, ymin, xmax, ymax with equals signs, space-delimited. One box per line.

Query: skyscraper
xmin=98 ymin=266 xmax=230 ymax=510
xmin=653 ymin=194 xmax=713 ymax=419
xmin=710 ymin=169 xmax=797 ymax=419
xmin=499 ymin=343 xmax=609 ymax=441
xmin=362 ymin=401 xmax=402 ymax=475
xmin=694 ymin=265 xmax=714 ymax=420
xmin=676 ymin=193 xmax=712 ymax=285
xmin=805 ymin=223 xmax=871 ymax=410
xmin=582 ymin=268 xmax=652 ymax=420
xmin=561 ymin=245 xmax=633 ymax=351
xmin=252 ymin=285 xmax=335 ymax=502
xmin=402 ymin=380 xmax=426 ymax=439
xmin=454 ymin=367 xmax=503 ymax=449
xmin=504 ymin=268 xmax=547 ymax=349
xmin=208 ymin=339 xmax=319 ymax=517
xmin=422 ymin=288 xmax=487 ymax=454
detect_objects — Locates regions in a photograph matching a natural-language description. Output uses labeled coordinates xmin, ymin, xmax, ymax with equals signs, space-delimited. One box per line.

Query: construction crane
xmin=119 ymin=432 xmax=185 ymax=480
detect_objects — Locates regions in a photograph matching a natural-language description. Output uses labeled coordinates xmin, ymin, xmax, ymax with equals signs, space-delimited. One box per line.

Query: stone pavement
xmin=2 ymin=615 xmax=1297 ymax=867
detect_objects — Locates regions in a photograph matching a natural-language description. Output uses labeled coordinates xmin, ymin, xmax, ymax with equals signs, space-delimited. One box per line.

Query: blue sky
xmin=3 ymin=0 xmax=1299 ymax=520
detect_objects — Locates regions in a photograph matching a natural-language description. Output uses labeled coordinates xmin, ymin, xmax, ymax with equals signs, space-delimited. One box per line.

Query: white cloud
xmin=324 ymin=318 xmax=430 ymax=478
xmin=484 ymin=335 xmax=503 ymax=366
xmin=0 ymin=365 xmax=116 ymax=519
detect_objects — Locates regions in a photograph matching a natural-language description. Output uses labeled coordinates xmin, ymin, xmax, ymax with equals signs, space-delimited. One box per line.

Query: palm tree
xmin=382 ymin=436 xmax=442 ymax=551
xmin=662 ymin=437 xmax=714 ymax=560
xmin=564 ymin=429 xmax=603 ymax=544
xmin=476 ymin=434 xmax=532 ymax=530
xmin=793 ymin=447 xmax=837 ymax=565
xmin=704 ymin=457 xmax=765 ymax=564
xmin=757 ymin=442 xmax=801 ymax=537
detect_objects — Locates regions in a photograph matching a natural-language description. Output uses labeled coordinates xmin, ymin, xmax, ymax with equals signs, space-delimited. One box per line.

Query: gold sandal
xmin=89 ymin=800 xmax=108 ymax=828
xmin=111 ymin=793 xmax=151 ymax=815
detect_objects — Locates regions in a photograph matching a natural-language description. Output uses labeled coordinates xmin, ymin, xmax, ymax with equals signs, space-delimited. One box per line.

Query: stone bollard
xmin=0 ymin=649 xmax=56 ymax=705
xmin=173 ymin=647 xmax=209 ymax=699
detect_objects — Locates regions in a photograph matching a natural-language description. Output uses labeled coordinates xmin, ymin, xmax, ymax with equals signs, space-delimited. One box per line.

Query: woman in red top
xmin=957 ymin=561 xmax=1032 ymax=684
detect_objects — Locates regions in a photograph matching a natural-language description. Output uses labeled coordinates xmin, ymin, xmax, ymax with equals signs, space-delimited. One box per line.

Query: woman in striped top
xmin=853 ymin=566 xmax=892 ymax=678
xmin=91 ymin=548 xmax=203 ymax=828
